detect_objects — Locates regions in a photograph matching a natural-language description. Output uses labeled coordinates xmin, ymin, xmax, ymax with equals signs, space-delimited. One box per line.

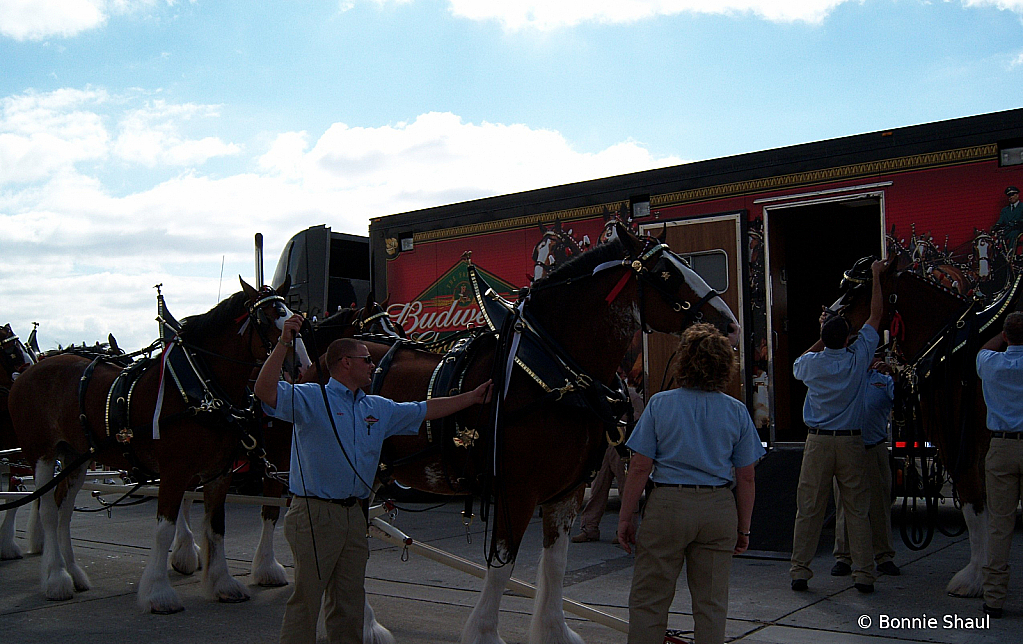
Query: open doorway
xmin=766 ymin=196 xmax=884 ymax=443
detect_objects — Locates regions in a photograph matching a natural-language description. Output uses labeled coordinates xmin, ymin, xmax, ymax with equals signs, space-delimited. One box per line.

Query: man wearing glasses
xmin=255 ymin=313 xmax=492 ymax=644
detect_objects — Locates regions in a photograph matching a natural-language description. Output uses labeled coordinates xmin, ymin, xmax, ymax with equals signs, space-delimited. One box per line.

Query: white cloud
xmin=0 ymin=88 xmax=110 ymax=183
xmin=445 ymin=0 xmax=855 ymax=29
xmin=0 ymin=0 xmax=163 ymax=41
xmin=961 ymin=0 xmax=1023 ymax=12
xmin=113 ymin=100 xmax=242 ymax=166
xmin=0 ymin=89 xmax=240 ymax=184
xmin=0 ymin=95 xmax=681 ymax=351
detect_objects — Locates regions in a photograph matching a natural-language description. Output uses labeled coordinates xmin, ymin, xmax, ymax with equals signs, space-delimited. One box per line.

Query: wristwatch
xmin=738 ymin=529 xmax=751 ymax=537
xmin=279 ymin=338 xmax=294 ymax=348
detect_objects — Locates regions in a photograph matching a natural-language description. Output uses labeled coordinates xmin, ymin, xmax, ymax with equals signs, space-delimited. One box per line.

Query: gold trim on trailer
xmin=652 ymin=144 xmax=996 ymax=207
xmin=408 ymin=202 xmax=628 ymax=245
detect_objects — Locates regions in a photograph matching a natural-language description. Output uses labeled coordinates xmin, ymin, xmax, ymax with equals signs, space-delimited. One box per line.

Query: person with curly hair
xmin=618 ymin=323 xmax=765 ymax=644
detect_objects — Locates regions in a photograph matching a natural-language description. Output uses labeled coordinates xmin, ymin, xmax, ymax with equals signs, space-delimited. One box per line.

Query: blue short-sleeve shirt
xmin=861 ymin=370 xmax=894 ymax=445
xmin=793 ymin=325 xmax=879 ymax=430
xmin=262 ymin=379 xmax=426 ymax=499
xmin=976 ymin=346 xmax=1023 ymax=432
xmin=625 ymin=387 xmax=765 ymax=486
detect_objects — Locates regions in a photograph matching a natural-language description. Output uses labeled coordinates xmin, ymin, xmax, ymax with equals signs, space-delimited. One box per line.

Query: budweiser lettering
xmin=389 ymin=300 xmax=488 ymax=341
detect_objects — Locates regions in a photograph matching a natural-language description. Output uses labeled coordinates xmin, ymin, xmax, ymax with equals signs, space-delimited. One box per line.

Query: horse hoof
xmin=151 ymin=605 xmax=185 ymax=615
xmin=218 ymin=594 xmax=250 ymax=604
xmin=257 ymin=579 xmax=289 ymax=588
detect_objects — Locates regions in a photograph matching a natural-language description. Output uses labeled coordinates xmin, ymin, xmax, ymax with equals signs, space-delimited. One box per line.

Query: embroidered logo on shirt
xmin=364 ymin=415 xmax=379 ymax=435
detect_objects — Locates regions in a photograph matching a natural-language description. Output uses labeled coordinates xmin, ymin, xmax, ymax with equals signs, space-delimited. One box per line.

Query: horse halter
xmin=0 ymin=329 xmax=33 ymax=373
xmin=630 ymin=241 xmax=721 ymax=332
xmin=245 ymin=287 xmax=289 ymax=354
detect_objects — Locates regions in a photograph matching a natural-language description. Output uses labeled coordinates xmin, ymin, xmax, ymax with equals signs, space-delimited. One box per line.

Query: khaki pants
xmin=578 ymin=447 xmax=628 ymax=534
xmin=628 ymin=486 xmax=736 ymax=644
xmin=834 ymin=441 xmax=896 ymax=566
xmin=983 ymin=438 xmax=1023 ymax=609
xmin=280 ymin=499 xmax=368 ymax=644
xmin=790 ymin=433 xmax=875 ymax=584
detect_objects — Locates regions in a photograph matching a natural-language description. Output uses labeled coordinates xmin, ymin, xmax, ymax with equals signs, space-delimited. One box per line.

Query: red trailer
xmin=368 ymin=108 xmax=1023 ymax=448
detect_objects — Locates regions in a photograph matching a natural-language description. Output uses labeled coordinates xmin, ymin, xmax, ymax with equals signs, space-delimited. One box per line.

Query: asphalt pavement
xmin=1 ymin=489 xmax=1020 ymax=644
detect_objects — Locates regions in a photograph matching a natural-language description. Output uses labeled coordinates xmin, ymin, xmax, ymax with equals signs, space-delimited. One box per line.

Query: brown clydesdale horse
xmin=6 ymin=279 xmax=309 ymax=612
xmin=297 ymin=223 xmax=739 ymax=644
xmin=828 ymin=254 xmax=1023 ymax=597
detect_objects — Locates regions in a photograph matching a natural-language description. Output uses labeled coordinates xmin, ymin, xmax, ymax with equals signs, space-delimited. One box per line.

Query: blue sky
xmin=1 ymin=0 xmax=1022 ymax=350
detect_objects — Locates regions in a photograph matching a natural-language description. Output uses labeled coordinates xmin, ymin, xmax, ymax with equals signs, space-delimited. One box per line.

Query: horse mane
xmin=179 ymin=290 xmax=249 ymax=341
xmin=900 ymin=269 xmax=970 ymax=305
xmin=531 ymin=238 xmax=625 ymax=289
xmin=315 ymin=307 xmax=359 ymax=328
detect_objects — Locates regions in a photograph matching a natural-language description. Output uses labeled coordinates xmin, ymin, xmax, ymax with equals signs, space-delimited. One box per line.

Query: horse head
xmin=0 ymin=324 xmax=35 ymax=375
xmin=358 ymin=295 xmax=406 ymax=338
xmin=239 ymin=276 xmax=312 ymax=374
xmin=614 ymin=224 xmax=740 ymax=345
xmin=827 ymin=255 xmax=897 ymax=329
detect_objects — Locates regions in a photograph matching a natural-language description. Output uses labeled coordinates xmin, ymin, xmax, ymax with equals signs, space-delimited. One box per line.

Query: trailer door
xmin=640 ymin=213 xmax=746 ymax=403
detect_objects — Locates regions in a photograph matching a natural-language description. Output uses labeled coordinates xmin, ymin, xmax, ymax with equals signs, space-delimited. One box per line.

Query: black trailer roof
xmin=369 ymin=108 xmax=1023 ymax=233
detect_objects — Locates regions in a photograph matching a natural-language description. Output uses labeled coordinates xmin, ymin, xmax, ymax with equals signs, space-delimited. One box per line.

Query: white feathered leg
xmin=364 ymin=598 xmax=396 ymax=644
xmin=460 ymin=545 xmax=514 ymax=644
xmin=36 ymin=458 xmax=74 ymax=600
xmin=0 ymin=509 xmax=22 ymax=560
xmin=58 ymin=465 xmax=90 ymax=592
xmin=251 ymin=516 xmax=288 ymax=586
xmin=529 ymin=495 xmax=585 ymax=644
xmin=26 ymin=499 xmax=43 ymax=554
xmin=138 ymin=517 xmax=184 ymax=613
xmin=947 ymin=506 xmax=988 ymax=598
xmin=199 ymin=503 xmax=249 ymax=603
xmin=170 ymin=499 xmax=200 ymax=575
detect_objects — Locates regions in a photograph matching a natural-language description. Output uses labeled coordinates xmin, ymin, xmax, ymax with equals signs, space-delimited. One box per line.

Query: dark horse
xmin=330 ymin=224 xmax=738 ymax=644
xmin=6 ymin=279 xmax=308 ymax=611
xmin=1 ymin=324 xmax=38 ymax=560
xmin=829 ymin=255 xmax=1023 ymax=597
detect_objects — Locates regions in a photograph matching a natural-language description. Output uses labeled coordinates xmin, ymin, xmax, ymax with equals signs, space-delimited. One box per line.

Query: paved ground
xmin=1 ymin=489 xmax=1020 ymax=644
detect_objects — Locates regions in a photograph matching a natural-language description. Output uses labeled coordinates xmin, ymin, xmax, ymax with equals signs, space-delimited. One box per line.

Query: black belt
xmin=807 ymin=428 xmax=861 ymax=436
xmin=296 ymin=495 xmax=360 ymax=506
xmin=865 ymin=440 xmax=887 ymax=450
xmin=990 ymin=431 xmax=1023 ymax=440
xmin=653 ymin=482 xmax=730 ymax=490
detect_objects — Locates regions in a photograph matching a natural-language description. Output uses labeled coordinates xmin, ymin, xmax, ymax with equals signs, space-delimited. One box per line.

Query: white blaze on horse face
xmin=279 ymin=303 xmax=313 ymax=370
xmin=663 ymin=254 xmax=739 ymax=339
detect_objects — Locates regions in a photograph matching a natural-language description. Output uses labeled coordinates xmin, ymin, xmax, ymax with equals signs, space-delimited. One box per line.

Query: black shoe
xmin=877 ymin=561 xmax=901 ymax=576
xmin=982 ymin=604 xmax=1003 ymax=619
xmin=831 ymin=561 xmax=852 ymax=576
xmin=854 ymin=583 xmax=875 ymax=594
xmin=791 ymin=579 xmax=808 ymax=591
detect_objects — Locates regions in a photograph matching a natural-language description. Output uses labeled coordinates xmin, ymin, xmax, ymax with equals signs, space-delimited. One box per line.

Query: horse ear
xmin=239 ymin=276 xmax=258 ymax=298
xmin=616 ymin=222 xmax=645 ymax=256
xmin=276 ymin=274 xmax=292 ymax=296
xmin=655 ymin=223 xmax=667 ymax=243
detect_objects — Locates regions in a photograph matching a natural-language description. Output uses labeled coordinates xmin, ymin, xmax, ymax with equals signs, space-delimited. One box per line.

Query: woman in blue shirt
xmin=618 ymin=323 xmax=764 ymax=644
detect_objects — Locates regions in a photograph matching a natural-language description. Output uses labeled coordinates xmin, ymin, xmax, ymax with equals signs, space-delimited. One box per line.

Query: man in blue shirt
xmin=831 ymin=361 xmax=899 ymax=578
xmin=255 ymin=314 xmax=492 ymax=644
xmin=790 ymin=259 xmax=885 ymax=593
xmin=975 ymin=311 xmax=1023 ymax=619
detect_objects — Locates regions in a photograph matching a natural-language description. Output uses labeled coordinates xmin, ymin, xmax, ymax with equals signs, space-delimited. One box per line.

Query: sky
xmin=1 ymin=0 xmax=1022 ymax=352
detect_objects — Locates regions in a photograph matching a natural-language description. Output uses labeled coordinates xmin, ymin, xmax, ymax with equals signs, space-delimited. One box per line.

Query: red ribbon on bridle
xmin=889 ymin=310 xmax=905 ymax=342
xmin=605 ymin=269 xmax=633 ymax=304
